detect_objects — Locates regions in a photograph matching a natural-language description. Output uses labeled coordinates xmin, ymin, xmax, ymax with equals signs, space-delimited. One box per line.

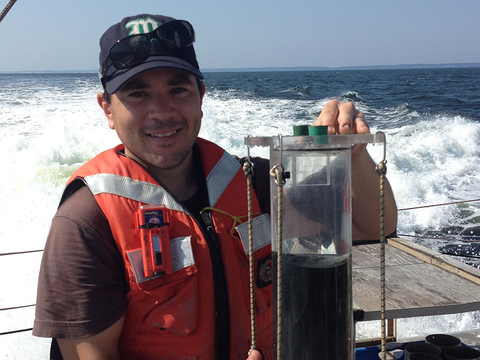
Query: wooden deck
xmin=352 ymin=237 xmax=480 ymax=322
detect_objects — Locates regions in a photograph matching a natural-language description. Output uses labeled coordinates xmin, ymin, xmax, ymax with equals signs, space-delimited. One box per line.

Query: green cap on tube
xmin=308 ymin=125 xmax=328 ymax=136
xmin=293 ymin=125 xmax=309 ymax=136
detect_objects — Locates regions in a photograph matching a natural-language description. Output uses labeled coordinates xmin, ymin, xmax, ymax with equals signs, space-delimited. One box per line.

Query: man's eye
xmin=129 ymin=91 xmax=147 ymax=97
xmin=171 ymin=87 xmax=188 ymax=94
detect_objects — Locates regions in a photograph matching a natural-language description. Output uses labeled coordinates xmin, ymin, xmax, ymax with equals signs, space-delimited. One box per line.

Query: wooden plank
xmin=353 ymin=240 xmax=423 ymax=268
xmin=352 ymin=239 xmax=480 ymax=321
xmin=388 ymin=237 xmax=480 ymax=285
xmin=353 ymin=266 xmax=480 ymax=321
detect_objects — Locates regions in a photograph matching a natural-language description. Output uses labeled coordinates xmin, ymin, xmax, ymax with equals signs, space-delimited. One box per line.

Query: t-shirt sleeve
xmin=33 ymin=186 xmax=128 ymax=339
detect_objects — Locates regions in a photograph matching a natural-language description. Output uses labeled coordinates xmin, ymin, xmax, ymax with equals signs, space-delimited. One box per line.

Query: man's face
xmin=100 ymin=69 xmax=204 ymax=172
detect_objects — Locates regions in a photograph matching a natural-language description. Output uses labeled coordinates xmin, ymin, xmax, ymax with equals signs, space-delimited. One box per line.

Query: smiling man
xmin=101 ymin=69 xmax=204 ymax=201
xmin=33 ymin=14 xmax=397 ymax=360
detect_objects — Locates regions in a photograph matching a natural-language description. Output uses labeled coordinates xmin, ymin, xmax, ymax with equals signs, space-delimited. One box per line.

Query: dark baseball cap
xmin=99 ymin=14 xmax=204 ymax=94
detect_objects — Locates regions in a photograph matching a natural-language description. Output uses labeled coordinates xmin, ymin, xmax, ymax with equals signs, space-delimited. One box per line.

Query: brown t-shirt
xmin=33 ymin=156 xmax=270 ymax=338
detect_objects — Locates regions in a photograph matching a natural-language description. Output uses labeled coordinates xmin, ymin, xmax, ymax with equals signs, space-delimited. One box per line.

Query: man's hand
xmin=314 ymin=99 xmax=369 ymax=135
xmin=247 ymin=349 xmax=263 ymax=360
xmin=314 ymin=99 xmax=398 ymax=239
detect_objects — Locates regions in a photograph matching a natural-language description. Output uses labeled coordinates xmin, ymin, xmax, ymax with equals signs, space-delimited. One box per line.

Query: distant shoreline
xmin=1 ymin=63 xmax=480 ymax=74
xmin=204 ymin=62 xmax=480 ymax=72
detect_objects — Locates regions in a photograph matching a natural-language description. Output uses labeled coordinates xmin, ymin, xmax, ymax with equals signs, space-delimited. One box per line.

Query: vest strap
xmin=206 ymin=152 xmax=241 ymax=207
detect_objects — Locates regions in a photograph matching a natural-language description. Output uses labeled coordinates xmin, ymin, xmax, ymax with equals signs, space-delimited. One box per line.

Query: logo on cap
xmin=125 ymin=17 xmax=161 ymax=35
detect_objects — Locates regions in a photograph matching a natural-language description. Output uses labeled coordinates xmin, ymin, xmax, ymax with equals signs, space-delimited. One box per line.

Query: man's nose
xmin=147 ymin=93 xmax=176 ymax=120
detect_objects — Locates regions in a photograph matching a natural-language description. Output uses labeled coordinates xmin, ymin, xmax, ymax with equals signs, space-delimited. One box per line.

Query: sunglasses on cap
xmin=100 ymin=19 xmax=196 ymax=79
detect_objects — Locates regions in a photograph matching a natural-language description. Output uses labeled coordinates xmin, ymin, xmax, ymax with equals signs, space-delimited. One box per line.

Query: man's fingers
xmin=247 ymin=349 xmax=263 ymax=360
xmin=314 ymin=99 xmax=339 ymax=134
xmin=314 ymin=100 xmax=358 ymax=134
xmin=353 ymin=111 xmax=370 ymax=134
xmin=336 ymin=103 xmax=356 ymax=134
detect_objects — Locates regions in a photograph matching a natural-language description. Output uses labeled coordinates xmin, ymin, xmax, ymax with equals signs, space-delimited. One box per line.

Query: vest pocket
xmin=127 ymin=236 xmax=196 ymax=287
xmin=125 ymin=236 xmax=199 ymax=336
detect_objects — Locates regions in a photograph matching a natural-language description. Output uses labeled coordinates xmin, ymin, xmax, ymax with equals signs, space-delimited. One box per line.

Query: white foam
xmin=1 ymin=75 xmax=480 ymax=358
xmin=376 ymin=116 xmax=480 ymax=235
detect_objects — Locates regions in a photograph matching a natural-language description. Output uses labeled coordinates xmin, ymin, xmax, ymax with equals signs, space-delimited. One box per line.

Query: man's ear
xmin=97 ymin=92 xmax=115 ymax=130
xmin=200 ymin=81 xmax=206 ymax=104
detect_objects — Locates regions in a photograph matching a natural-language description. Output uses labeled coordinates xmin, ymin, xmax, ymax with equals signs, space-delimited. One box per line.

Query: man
xmin=33 ymin=14 xmax=397 ymax=360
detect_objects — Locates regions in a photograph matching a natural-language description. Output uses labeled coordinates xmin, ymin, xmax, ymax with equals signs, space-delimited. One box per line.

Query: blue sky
xmin=1 ymin=0 xmax=479 ymax=71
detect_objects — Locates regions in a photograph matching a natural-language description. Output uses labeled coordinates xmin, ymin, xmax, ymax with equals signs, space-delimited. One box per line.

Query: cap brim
xmin=104 ymin=56 xmax=204 ymax=94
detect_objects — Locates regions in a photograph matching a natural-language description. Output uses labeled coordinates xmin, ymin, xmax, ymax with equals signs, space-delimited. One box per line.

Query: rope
xmin=0 ymin=0 xmax=17 ymax=23
xmin=398 ymin=199 xmax=480 ymax=212
xmin=0 ymin=304 xmax=35 ymax=311
xmin=0 ymin=249 xmax=43 ymax=257
xmin=439 ymin=251 xmax=480 ymax=259
xmin=396 ymin=233 xmax=480 ymax=242
xmin=376 ymin=135 xmax=388 ymax=360
xmin=0 ymin=305 xmax=35 ymax=336
xmin=0 ymin=328 xmax=32 ymax=336
xmin=270 ymin=163 xmax=286 ymax=360
xmin=243 ymin=159 xmax=256 ymax=354
xmin=0 ymin=304 xmax=35 ymax=335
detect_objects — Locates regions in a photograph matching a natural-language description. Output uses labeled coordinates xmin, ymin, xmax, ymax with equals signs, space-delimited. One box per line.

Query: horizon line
xmin=1 ymin=62 xmax=480 ymax=74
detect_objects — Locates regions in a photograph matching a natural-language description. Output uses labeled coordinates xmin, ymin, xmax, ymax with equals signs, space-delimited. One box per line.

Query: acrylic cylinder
xmin=244 ymin=133 xmax=383 ymax=360
xmin=270 ymin=143 xmax=353 ymax=360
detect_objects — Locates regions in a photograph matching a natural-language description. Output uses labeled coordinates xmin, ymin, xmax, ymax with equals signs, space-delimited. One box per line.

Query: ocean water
xmin=1 ymin=68 xmax=480 ymax=358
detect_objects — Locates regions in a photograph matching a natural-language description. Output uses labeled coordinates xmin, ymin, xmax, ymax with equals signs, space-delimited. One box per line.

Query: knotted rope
xmin=243 ymin=158 xmax=257 ymax=355
xmin=376 ymin=141 xmax=388 ymax=360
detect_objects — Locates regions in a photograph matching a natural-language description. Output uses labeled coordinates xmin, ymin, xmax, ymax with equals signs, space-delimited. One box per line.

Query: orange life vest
xmin=68 ymin=138 xmax=274 ymax=360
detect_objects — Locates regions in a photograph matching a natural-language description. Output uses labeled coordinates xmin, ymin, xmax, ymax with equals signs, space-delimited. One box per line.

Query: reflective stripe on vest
xmin=206 ymin=151 xmax=241 ymax=207
xmin=127 ymin=236 xmax=194 ymax=284
xmin=83 ymin=151 xmax=241 ymax=209
xmin=84 ymin=173 xmax=184 ymax=212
